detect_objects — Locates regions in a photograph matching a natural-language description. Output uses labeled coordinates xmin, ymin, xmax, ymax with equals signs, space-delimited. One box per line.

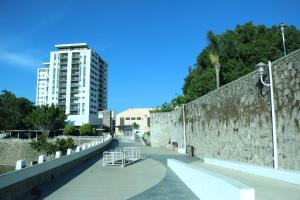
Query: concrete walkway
xmin=24 ymin=140 xmax=198 ymax=200
xmin=191 ymin=161 xmax=300 ymax=200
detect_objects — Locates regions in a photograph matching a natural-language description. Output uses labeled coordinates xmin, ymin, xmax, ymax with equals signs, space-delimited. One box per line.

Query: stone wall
xmin=0 ymin=137 xmax=99 ymax=165
xmin=150 ymin=49 xmax=300 ymax=170
xmin=0 ymin=140 xmax=42 ymax=165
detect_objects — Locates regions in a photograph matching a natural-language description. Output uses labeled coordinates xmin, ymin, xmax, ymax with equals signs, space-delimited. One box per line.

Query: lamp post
xmin=279 ymin=23 xmax=287 ymax=56
xmin=256 ymin=61 xmax=278 ymax=169
xmin=182 ymin=104 xmax=187 ymax=153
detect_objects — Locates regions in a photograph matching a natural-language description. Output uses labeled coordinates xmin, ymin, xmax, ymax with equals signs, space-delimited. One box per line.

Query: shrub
xmin=132 ymin=122 xmax=140 ymax=129
xmin=63 ymin=125 xmax=77 ymax=135
xmin=30 ymin=133 xmax=48 ymax=152
xmin=30 ymin=134 xmax=76 ymax=155
xmin=80 ymin=124 xmax=93 ymax=136
xmin=55 ymin=138 xmax=75 ymax=154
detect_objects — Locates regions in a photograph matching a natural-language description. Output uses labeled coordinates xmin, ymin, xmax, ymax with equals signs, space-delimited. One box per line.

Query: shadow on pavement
xmin=23 ymin=140 xmax=119 ymax=200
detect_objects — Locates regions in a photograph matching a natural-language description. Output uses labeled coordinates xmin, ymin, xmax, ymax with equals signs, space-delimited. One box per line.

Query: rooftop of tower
xmin=54 ymin=43 xmax=89 ymax=50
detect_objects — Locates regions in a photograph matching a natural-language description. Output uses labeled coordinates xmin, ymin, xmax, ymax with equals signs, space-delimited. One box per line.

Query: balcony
xmin=59 ymin=89 xmax=66 ymax=93
xmin=71 ymin=77 xmax=80 ymax=82
xmin=60 ymin=54 xmax=68 ymax=59
xmin=59 ymin=73 xmax=67 ymax=77
xmin=71 ymin=72 xmax=79 ymax=76
xmin=70 ymin=97 xmax=78 ymax=101
xmin=72 ymin=60 xmax=80 ymax=64
xmin=71 ymin=83 xmax=79 ymax=87
xmin=58 ymin=102 xmax=66 ymax=106
xmin=69 ymin=111 xmax=79 ymax=115
xmin=70 ymin=89 xmax=79 ymax=93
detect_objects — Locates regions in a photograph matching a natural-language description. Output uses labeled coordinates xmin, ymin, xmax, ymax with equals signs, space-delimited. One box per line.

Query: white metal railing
xmin=102 ymin=147 xmax=141 ymax=167
xmin=103 ymin=151 xmax=125 ymax=167
xmin=124 ymin=147 xmax=141 ymax=162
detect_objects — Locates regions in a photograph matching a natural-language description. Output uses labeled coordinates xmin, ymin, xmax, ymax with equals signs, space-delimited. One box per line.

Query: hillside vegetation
xmin=154 ymin=22 xmax=300 ymax=112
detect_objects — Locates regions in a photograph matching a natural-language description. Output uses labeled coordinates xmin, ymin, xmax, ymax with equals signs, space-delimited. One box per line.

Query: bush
xmin=132 ymin=122 xmax=140 ymax=129
xmin=55 ymin=138 xmax=75 ymax=154
xmin=30 ymin=133 xmax=48 ymax=152
xmin=80 ymin=124 xmax=93 ymax=136
xmin=63 ymin=125 xmax=78 ymax=135
xmin=30 ymin=134 xmax=76 ymax=155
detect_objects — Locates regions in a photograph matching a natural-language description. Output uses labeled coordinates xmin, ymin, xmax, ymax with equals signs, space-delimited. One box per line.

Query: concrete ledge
xmin=204 ymin=158 xmax=300 ymax=186
xmin=0 ymin=135 xmax=112 ymax=200
xmin=167 ymin=159 xmax=255 ymax=200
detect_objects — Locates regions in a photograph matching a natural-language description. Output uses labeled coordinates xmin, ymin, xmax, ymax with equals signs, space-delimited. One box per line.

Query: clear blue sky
xmin=0 ymin=0 xmax=299 ymax=112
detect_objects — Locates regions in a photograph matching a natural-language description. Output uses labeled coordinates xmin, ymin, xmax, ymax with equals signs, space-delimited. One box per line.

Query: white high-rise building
xmin=36 ymin=63 xmax=50 ymax=106
xmin=36 ymin=43 xmax=108 ymax=126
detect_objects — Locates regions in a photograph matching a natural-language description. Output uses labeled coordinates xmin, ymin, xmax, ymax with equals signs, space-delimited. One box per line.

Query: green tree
xmin=182 ymin=22 xmax=300 ymax=102
xmin=55 ymin=138 xmax=76 ymax=154
xmin=63 ymin=124 xmax=78 ymax=135
xmin=151 ymin=102 xmax=174 ymax=113
xmin=24 ymin=104 xmax=66 ymax=136
xmin=80 ymin=124 xmax=93 ymax=136
xmin=30 ymin=134 xmax=75 ymax=155
xmin=132 ymin=122 xmax=140 ymax=129
xmin=207 ymin=31 xmax=221 ymax=89
xmin=0 ymin=90 xmax=33 ymax=130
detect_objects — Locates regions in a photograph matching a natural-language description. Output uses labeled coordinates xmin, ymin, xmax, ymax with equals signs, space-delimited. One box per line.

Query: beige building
xmin=115 ymin=108 xmax=151 ymax=136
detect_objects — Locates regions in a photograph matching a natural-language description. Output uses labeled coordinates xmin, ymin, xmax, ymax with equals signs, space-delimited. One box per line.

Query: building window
xmin=137 ymin=117 xmax=141 ymax=120
xmin=131 ymin=117 xmax=136 ymax=120
xmin=120 ymin=117 xmax=124 ymax=126
xmin=125 ymin=117 xmax=130 ymax=120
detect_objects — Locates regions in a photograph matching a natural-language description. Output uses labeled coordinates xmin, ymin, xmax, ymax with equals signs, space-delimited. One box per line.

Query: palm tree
xmin=209 ymin=53 xmax=221 ymax=88
xmin=207 ymin=31 xmax=221 ymax=89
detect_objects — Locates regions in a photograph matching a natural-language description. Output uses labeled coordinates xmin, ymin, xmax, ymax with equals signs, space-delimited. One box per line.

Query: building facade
xmin=36 ymin=43 xmax=108 ymax=126
xmin=36 ymin=63 xmax=50 ymax=106
xmin=115 ymin=108 xmax=151 ymax=136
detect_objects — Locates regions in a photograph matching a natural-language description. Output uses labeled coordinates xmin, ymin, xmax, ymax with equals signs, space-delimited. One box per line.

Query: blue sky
xmin=0 ymin=0 xmax=299 ymax=112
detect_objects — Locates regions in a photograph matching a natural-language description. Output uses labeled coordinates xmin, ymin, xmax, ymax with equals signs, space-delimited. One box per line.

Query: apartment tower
xmin=36 ymin=43 xmax=108 ymax=126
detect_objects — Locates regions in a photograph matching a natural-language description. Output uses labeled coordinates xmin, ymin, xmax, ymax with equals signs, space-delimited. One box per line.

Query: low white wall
xmin=204 ymin=158 xmax=300 ymax=186
xmin=0 ymin=135 xmax=112 ymax=189
xmin=167 ymin=159 xmax=255 ymax=200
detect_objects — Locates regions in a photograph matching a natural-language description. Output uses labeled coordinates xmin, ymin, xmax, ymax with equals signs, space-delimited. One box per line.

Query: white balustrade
xmin=55 ymin=151 xmax=62 ymax=159
xmin=76 ymin=146 xmax=81 ymax=152
xmin=67 ymin=148 xmax=72 ymax=155
xmin=38 ymin=155 xmax=46 ymax=164
xmin=15 ymin=160 xmax=26 ymax=170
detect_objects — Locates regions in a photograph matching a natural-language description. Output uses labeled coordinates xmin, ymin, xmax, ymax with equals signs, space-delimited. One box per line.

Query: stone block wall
xmin=0 ymin=140 xmax=42 ymax=165
xmin=0 ymin=137 xmax=98 ymax=165
xmin=150 ymin=49 xmax=300 ymax=170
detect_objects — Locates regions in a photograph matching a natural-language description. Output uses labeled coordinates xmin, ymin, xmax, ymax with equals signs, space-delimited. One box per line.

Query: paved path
xmin=191 ymin=161 xmax=300 ymax=200
xmin=24 ymin=140 xmax=198 ymax=200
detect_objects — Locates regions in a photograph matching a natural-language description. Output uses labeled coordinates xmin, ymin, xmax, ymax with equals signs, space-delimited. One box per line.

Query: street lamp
xmin=256 ymin=61 xmax=278 ymax=169
xmin=279 ymin=23 xmax=287 ymax=56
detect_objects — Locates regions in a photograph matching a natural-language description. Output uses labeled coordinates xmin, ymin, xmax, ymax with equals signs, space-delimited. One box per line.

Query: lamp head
xmin=256 ymin=62 xmax=266 ymax=76
xmin=279 ymin=23 xmax=286 ymax=31
xmin=279 ymin=23 xmax=285 ymax=28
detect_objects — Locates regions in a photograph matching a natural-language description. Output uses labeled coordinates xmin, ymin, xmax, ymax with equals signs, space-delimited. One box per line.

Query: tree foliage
xmin=63 ymin=124 xmax=78 ymax=135
xmin=0 ymin=90 xmax=33 ymax=130
xmin=182 ymin=22 xmax=300 ymax=102
xmin=80 ymin=124 xmax=94 ymax=136
xmin=132 ymin=122 xmax=140 ymax=129
xmin=24 ymin=104 xmax=66 ymax=135
xmin=150 ymin=102 xmax=175 ymax=113
xmin=30 ymin=133 xmax=75 ymax=155
xmin=154 ymin=23 xmax=300 ymax=111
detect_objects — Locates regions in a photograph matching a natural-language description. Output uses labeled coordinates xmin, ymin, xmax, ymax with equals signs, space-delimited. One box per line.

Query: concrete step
xmin=191 ymin=161 xmax=300 ymax=200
